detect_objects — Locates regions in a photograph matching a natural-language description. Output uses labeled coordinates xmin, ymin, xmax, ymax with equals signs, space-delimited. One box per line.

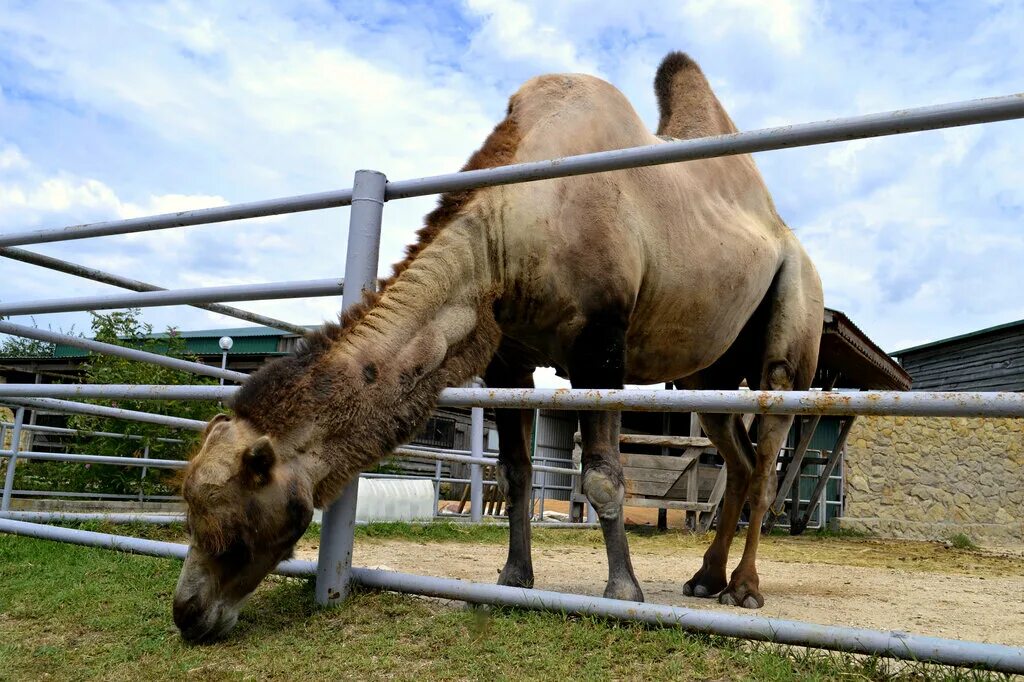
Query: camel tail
xmin=654 ymin=51 xmax=739 ymax=139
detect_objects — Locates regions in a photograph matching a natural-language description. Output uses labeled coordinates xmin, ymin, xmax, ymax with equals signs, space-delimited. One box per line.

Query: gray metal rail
xmin=1 ymin=422 xmax=184 ymax=444
xmin=0 ymin=320 xmax=248 ymax=382
xmin=0 ymin=188 xmax=354 ymax=247
xmin=0 ymin=449 xmax=185 ymax=469
xmin=0 ymin=511 xmax=185 ymax=524
xmin=0 ymin=93 xmax=1020 ymax=248
xmin=4 ymin=397 xmax=208 ymax=431
xmin=0 ymin=278 xmax=343 ymax=316
xmin=3 ymin=385 xmax=1024 ymax=418
xmin=1 ymin=517 xmax=1021 ymax=674
xmin=0 ymin=246 xmax=306 ymax=334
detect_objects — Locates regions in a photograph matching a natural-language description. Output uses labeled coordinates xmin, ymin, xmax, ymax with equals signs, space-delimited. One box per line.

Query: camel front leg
xmin=569 ymin=311 xmax=643 ymax=602
xmin=578 ymin=409 xmax=644 ymax=602
xmin=485 ymin=356 xmax=536 ymax=589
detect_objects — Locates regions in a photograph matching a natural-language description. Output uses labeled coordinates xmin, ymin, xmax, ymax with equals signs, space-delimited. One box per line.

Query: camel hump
xmin=654 ymin=52 xmax=738 ymax=139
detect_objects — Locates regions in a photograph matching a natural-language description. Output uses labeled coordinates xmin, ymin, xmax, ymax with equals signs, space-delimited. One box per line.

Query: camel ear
xmin=243 ymin=436 xmax=276 ymax=486
xmin=203 ymin=413 xmax=231 ymax=437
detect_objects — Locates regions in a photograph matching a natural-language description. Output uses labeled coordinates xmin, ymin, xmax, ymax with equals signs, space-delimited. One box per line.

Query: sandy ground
xmin=296 ymin=530 xmax=1024 ymax=647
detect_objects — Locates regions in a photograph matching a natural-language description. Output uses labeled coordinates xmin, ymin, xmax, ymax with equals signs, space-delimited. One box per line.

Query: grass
xmin=949 ymin=532 xmax=980 ymax=551
xmin=0 ymin=529 xmax=1017 ymax=681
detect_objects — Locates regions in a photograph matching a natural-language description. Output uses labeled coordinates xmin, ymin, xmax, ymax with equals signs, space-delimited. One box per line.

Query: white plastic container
xmin=311 ymin=478 xmax=435 ymax=524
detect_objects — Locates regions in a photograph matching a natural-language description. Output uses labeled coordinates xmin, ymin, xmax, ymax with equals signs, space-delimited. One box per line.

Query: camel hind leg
xmin=719 ymin=257 xmax=821 ymax=608
xmin=682 ymin=251 xmax=822 ymax=608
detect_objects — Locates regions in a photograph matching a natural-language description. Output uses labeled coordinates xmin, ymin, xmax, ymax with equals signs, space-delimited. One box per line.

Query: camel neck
xmin=306 ymin=221 xmax=501 ymax=504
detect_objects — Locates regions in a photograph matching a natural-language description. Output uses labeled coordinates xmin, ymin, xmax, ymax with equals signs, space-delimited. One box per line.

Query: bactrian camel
xmin=174 ymin=52 xmax=823 ymax=642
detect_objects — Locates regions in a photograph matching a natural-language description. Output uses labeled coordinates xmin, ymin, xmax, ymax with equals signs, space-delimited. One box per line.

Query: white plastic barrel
xmin=311 ymin=478 xmax=435 ymax=524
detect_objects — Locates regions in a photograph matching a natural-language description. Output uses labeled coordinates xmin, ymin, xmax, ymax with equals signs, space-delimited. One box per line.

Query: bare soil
xmin=297 ymin=528 xmax=1024 ymax=647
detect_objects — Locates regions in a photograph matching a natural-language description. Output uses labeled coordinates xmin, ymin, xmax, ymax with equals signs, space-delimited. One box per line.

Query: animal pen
xmin=2 ymin=93 xmax=1024 ymax=673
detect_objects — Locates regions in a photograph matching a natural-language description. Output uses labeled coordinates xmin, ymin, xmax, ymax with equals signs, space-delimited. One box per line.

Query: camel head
xmin=173 ymin=413 xmax=315 ymax=642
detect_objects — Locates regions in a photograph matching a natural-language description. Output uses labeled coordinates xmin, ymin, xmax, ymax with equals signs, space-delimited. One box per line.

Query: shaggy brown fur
xmin=235 ymin=124 xmax=516 ymax=428
xmin=654 ymin=51 xmax=739 ymax=139
xmin=232 ymin=112 xmax=520 ymax=436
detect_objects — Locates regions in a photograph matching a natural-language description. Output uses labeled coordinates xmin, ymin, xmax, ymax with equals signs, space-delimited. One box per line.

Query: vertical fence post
xmin=470 ymin=399 xmax=484 ymax=523
xmin=316 ymin=169 xmax=386 ymax=607
xmin=139 ymin=443 xmax=150 ymax=503
xmin=433 ymin=459 xmax=442 ymax=517
xmin=2 ymin=407 xmax=26 ymax=511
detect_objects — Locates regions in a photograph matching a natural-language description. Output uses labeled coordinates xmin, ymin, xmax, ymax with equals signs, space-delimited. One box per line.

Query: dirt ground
xmin=296 ymin=522 xmax=1024 ymax=647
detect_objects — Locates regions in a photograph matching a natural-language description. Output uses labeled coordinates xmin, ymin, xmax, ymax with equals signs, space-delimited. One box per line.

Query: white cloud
xmin=1 ymin=0 xmax=1022 ymax=365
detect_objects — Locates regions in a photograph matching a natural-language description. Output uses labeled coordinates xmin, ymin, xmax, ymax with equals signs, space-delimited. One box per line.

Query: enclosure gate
xmin=3 ymin=92 xmax=1024 ymax=673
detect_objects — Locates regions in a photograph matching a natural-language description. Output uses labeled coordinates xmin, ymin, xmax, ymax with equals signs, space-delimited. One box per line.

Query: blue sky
xmin=1 ymin=1 xmax=1023 ymax=387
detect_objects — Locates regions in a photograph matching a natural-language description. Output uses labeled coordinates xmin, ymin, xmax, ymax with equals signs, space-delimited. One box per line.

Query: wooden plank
xmin=903 ymin=334 xmax=1024 ymax=367
xmin=911 ymin=361 xmax=1024 ymax=383
xmin=622 ymin=466 xmax=688 ymax=483
xmin=625 ymin=480 xmax=675 ymax=497
xmin=909 ymin=353 xmax=1024 ymax=377
xmin=622 ymin=497 xmax=722 ymax=512
xmin=619 ymin=434 xmax=712 ymax=448
xmin=619 ymin=452 xmax=702 ymax=470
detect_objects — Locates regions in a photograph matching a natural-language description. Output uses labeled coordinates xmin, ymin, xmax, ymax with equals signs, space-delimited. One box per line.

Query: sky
xmin=1 ymin=0 xmax=1023 ymax=388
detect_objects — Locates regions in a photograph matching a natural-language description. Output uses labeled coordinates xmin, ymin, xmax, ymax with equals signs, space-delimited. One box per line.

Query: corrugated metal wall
xmin=534 ymin=410 xmax=576 ymax=501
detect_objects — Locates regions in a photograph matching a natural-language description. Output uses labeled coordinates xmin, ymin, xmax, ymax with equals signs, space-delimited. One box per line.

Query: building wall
xmin=898 ymin=325 xmax=1024 ymax=391
xmin=841 ymin=416 xmax=1024 ymax=543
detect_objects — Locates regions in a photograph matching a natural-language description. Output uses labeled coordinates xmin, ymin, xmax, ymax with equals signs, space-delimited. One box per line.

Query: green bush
xmin=13 ymin=310 xmax=223 ymax=497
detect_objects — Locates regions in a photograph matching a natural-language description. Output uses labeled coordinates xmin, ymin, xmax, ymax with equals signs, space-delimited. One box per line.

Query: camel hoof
xmin=719 ymin=589 xmax=764 ymax=609
xmin=497 ymin=564 xmax=534 ymax=589
xmin=604 ymin=579 xmax=644 ymax=603
xmin=683 ymin=576 xmax=725 ymax=599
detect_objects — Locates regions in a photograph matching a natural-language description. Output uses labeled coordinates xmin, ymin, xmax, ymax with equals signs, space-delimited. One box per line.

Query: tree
xmin=0 ymin=317 xmax=59 ymax=357
xmin=19 ymin=310 xmax=223 ymax=497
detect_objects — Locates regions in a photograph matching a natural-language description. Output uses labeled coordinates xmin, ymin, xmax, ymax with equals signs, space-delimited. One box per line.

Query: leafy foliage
xmin=0 ymin=317 xmax=60 ymax=357
xmin=15 ymin=310 xmax=223 ymax=497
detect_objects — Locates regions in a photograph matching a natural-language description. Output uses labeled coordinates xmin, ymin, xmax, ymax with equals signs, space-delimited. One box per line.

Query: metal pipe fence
xmin=0 ymin=278 xmax=344 ymax=317
xmin=1 ymin=422 xmax=185 ymax=445
xmin=1 ymin=90 xmax=1023 ymax=670
xmin=0 ymin=92 xmax=1021 ymax=249
xmin=2 ymin=397 xmax=208 ymax=431
xmin=2 ymin=384 xmax=1024 ymax=418
xmin=0 ymin=246 xmax=306 ymax=334
xmin=1 ymin=395 xmax=575 ymax=521
xmin=0 ymin=320 xmax=248 ymax=383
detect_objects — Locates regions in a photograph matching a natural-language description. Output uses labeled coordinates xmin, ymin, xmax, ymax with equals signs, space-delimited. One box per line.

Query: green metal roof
xmin=44 ymin=325 xmax=313 ymax=359
xmin=892 ymin=318 xmax=1024 ymax=356
xmin=147 ymin=326 xmax=311 ymax=339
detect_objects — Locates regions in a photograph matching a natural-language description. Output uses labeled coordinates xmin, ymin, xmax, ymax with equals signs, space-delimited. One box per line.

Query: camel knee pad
xmin=583 ymin=469 xmax=624 ymax=520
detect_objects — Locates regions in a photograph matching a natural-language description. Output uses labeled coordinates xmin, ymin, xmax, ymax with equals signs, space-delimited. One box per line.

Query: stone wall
xmin=841 ymin=416 xmax=1024 ymax=544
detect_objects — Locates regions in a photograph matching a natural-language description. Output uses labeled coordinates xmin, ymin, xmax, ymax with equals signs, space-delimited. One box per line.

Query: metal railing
xmin=0 ymin=404 xmax=581 ymax=522
xmin=2 ymin=90 xmax=1024 ymax=672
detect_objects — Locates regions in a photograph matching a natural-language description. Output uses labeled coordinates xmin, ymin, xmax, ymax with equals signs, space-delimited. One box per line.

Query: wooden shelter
xmin=569 ymin=308 xmax=910 ymax=533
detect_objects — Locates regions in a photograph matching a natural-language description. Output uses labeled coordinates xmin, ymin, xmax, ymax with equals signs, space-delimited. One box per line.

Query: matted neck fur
xmin=174 ymin=51 xmax=823 ymax=642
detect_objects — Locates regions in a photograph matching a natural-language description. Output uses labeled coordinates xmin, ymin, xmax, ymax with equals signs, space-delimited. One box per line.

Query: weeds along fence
xmin=2 ymin=93 xmax=1024 ymax=672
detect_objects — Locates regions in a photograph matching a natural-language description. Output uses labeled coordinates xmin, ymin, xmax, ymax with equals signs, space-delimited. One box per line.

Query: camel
xmin=173 ymin=52 xmax=823 ymax=642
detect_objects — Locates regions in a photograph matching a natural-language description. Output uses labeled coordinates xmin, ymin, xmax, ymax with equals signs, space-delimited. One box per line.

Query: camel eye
xmin=216 ymin=539 xmax=252 ymax=566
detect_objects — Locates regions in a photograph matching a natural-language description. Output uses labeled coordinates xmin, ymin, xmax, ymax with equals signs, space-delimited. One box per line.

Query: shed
xmin=893 ymin=319 xmax=1024 ymax=391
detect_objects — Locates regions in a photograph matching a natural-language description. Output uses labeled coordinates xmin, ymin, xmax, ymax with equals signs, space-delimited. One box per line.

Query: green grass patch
xmin=948 ymin=532 xmax=980 ymax=551
xmin=0 ymin=533 xmax=1012 ymax=681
